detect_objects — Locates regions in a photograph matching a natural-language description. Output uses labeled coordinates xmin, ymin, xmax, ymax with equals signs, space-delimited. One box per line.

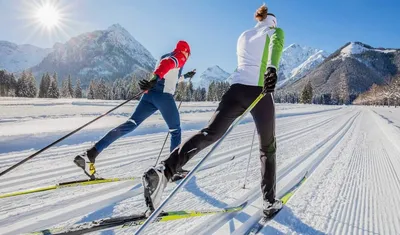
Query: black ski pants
xmin=162 ymin=84 xmax=277 ymax=203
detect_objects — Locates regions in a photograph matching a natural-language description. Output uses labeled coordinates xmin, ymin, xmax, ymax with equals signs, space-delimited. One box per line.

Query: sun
xmin=35 ymin=4 xmax=60 ymax=29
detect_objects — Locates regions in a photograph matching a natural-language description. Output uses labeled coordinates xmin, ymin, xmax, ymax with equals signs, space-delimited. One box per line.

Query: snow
xmin=32 ymin=24 xmax=156 ymax=83
xmin=193 ymin=44 xmax=330 ymax=91
xmin=341 ymin=42 xmax=368 ymax=56
xmin=1 ymin=98 xmax=400 ymax=235
xmin=0 ymin=41 xmax=52 ymax=73
xmin=277 ymin=44 xmax=329 ymax=88
xmin=339 ymin=42 xmax=399 ymax=59
xmin=280 ymin=50 xmax=328 ymax=87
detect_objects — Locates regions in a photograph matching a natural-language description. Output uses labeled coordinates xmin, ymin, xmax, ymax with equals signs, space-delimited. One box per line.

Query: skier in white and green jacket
xmin=142 ymin=4 xmax=285 ymax=218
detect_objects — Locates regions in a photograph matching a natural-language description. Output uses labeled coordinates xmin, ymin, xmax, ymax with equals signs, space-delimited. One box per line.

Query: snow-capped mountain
xmin=277 ymin=44 xmax=329 ymax=88
xmin=31 ymin=24 xmax=156 ymax=88
xmin=192 ymin=65 xmax=230 ymax=89
xmin=191 ymin=45 xmax=327 ymax=90
xmin=0 ymin=41 xmax=52 ymax=73
xmin=280 ymin=42 xmax=400 ymax=102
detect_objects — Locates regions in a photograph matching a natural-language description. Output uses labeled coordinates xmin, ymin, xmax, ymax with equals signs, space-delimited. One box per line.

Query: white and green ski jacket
xmin=229 ymin=19 xmax=284 ymax=87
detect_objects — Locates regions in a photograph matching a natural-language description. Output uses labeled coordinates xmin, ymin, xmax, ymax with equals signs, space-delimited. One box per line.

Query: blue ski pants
xmin=94 ymin=91 xmax=181 ymax=153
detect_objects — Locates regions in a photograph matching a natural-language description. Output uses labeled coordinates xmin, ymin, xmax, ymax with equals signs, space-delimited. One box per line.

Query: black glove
xmin=183 ymin=70 xmax=196 ymax=79
xmin=263 ymin=67 xmax=277 ymax=93
xmin=138 ymin=75 xmax=158 ymax=91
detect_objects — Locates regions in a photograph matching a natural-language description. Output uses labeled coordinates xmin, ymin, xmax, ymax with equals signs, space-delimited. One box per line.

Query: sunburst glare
xmin=35 ymin=4 xmax=60 ymax=29
xmin=19 ymin=0 xmax=77 ymax=44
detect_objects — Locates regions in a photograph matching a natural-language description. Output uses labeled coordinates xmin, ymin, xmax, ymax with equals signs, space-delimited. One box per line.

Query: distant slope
xmin=0 ymin=41 xmax=51 ymax=73
xmin=31 ymin=24 xmax=156 ymax=88
xmin=280 ymin=42 xmax=400 ymax=103
xmin=192 ymin=65 xmax=230 ymax=90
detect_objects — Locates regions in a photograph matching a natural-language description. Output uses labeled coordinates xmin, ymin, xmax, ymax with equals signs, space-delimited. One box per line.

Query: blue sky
xmin=1 ymin=0 xmax=399 ymax=74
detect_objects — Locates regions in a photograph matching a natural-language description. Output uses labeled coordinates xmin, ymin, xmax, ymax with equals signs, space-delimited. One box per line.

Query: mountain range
xmin=192 ymin=65 xmax=231 ymax=90
xmin=277 ymin=44 xmax=330 ymax=88
xmin=0 ymin=41 xmax=52 ymax=73
xmin=3 ymin=24 xmax=397 ymax=101
xmin=30 ymin=24 xmax=156 ymax=88
xmin=0 ymin=24 xmax=329 ymax=91
xmin=280 ymin=42 xmax=400 ymax=102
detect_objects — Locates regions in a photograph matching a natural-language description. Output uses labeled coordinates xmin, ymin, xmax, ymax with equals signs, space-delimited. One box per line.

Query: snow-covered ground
xmin=0 ymin=98 xmax=400 ymax=235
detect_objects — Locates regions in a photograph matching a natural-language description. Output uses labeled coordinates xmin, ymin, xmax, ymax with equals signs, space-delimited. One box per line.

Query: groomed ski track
xmin=1 ymin=104 xmax=400 ymax=235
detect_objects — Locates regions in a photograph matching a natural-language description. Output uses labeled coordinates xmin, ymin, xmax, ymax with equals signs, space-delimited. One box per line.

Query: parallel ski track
xmin=0 ymin=107 xmax=340 ymax=167
xmin=0 ymin=108 xmax=348 ymax=235
xmin=0 ymin=109 xmax=344 ymax=190
xmin=0 ymin=106 xmax=340 ymax=163
xmin=0 ymin=110 xmax=342 ymax=215
xmin=189 ymin=110 xmax=360 ymax=235
xmin=325 ymin=110 xmax=400 ymax=235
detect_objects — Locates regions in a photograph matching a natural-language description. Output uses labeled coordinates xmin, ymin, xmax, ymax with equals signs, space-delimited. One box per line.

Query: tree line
xmin=4 ymin=68 xmax=398 ymax=106
xmin=275 ymin=80 xmax=358 ymax=105
xmin=0 ymin=69 xmax=83 ymax=99
xmin=87 ymin=78 xmax=230 ymax=102
xmin=0 ymin=69 xmax=231 ymax=102
xmin=353 ymin=76 xmax=400 ymax=107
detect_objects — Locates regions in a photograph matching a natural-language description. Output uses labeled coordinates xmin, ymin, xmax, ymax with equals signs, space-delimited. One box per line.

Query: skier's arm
xmin=154 ymin=52 xmax=187 ymax=79
xmin=267 ymin=28 xmax=285 ymax=70
xmin=178 ymin=68 xmax=185 ymax=83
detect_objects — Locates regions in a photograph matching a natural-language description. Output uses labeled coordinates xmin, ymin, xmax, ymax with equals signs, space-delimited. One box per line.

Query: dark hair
xmin=255 ymin=3 xmax=268 ymax=21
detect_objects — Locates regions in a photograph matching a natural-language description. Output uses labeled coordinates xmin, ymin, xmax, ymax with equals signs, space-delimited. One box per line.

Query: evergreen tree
xmin=331 ymin=91 xmax=340 ymax=105
xmin=68 ymin=75 xmax=74 ymax=98
xmin=183 ymin=81 xmax=194 ymax=101
xmin=96 ymin=79 xmax=109 ymax=100
xmin=127 ymin=75 xmax=141 ymax=100
xmin=0 ymin=70 xmax=6 ymax=96
xmin=175 ymin=82 xmax=186 ymax=101
xmin=200 ymin=88 xmax=206 ymax=101
xmin=39 ymin=74 xmax=49 ymax=98
xmin=207 ymin=81 xmax=216 ymax=101
xmin=0 ymin=70 xmax=17 ymax=97
xmin=74 ymin=79 xmax=83 ymax=98
xmin=338 ymin=73 xmax=349 ymax=104
xmin=26 ymin=70 xmax=37 ymax=97
xmin=192 ymin=87 xmax=207 ymax=101
xmin=16 ymin=71 xmax=28 ymax=97
xmin=87 ymin=80 xmax=96 ymax=99
xmin=48 ymin=72 xmax=60 ymax=98
xmin=61 ymin=77 xmax=72 ymax=98
xmin=193 ymin=88 xmax=200 ymax=101
xmin=216 ymin=81 xmax=225 ymax=100
xmin=16 ymin=70 xmax=37 ymax=98
xmin=111 ymin=78 xmax=127 ymax=100
xmin=300 ymin=80 xmax=313 ymax=104
xmin=8 ymin=73 xmax=17 ymax=97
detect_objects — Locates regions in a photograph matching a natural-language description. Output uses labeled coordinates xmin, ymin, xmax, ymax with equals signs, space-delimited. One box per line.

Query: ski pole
xmin=153 ymin=99 xmax=182 ymax=166
xmin=0 ymin=91 xmax=144 ymax=178
xmin=134 ymin=92 xmax=266 ymax=234
xmin=242 ymin=128 xmax=257 ymax=189
xmin=154 ymin=70 xmax=195 ymax=166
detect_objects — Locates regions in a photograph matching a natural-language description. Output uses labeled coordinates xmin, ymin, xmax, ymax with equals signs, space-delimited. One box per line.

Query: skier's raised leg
xmin=74 ymin=96 xmax=157 ymax=178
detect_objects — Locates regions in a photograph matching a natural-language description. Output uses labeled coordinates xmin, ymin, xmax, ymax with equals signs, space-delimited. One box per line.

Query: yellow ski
xmin=0 ymin=177 xmax=136 ymax=199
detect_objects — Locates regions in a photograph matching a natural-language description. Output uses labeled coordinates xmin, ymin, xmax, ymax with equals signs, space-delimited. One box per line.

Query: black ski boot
xmin=74 ymin=146 xmax=99 ymax=180
xmin=171 ymin=168 xmax=189 ymax=182
xmin=262 ymin=199 xmax=283 ymax=219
